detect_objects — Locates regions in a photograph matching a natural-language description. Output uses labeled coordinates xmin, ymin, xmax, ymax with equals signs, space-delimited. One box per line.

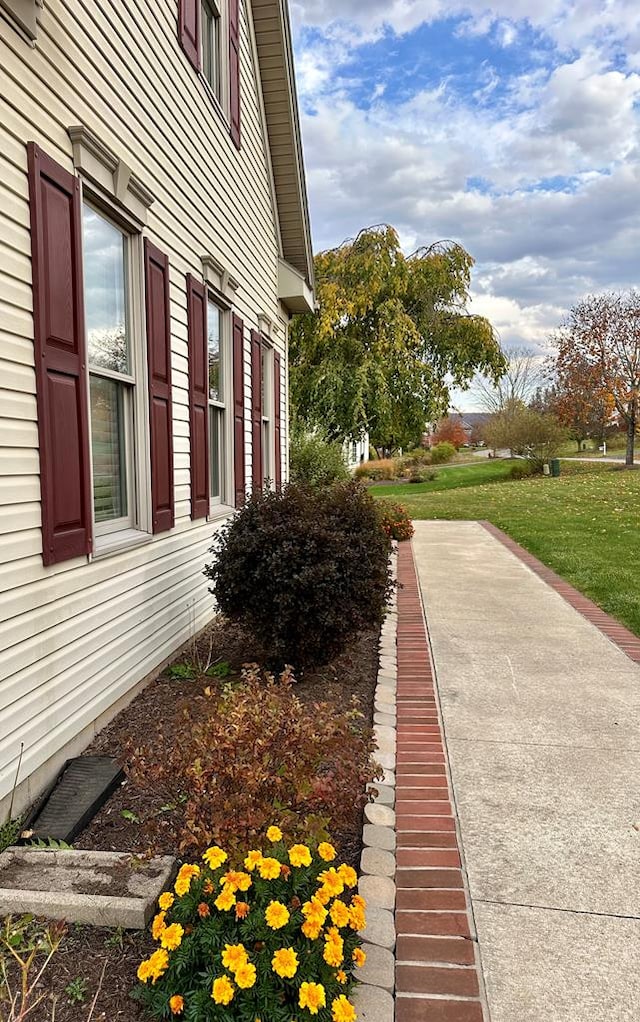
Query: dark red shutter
xmin=274 ymin=350 xmax=282 ymax=490
xmin=229 ymin=0 xmax=241 ymax=148
xmin=145 ymin=241 xmax=175 ymax=534
xmin=250 ymin=330 xmax=263 ymax=490
xmin=179 ymin=0 xmax=200 ymax=70
xmin=232 ymin=314 xmax=245 ymax=506
xmin=187 ymin=274 xmax=209 ymax=519
xmin=27 ymin=143 xmax=92 ymax=566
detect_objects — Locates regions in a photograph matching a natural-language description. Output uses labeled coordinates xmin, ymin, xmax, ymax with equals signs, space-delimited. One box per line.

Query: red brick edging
xmin=480 ymin=521 xmax=640 ymax=663
xmin=395 ymin=541 xmax=487 ymax=1022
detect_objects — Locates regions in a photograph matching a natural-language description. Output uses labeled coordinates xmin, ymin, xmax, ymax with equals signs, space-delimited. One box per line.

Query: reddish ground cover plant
xmin=378 ymin=500 xmax=414 ymax=542
xmin=125 ymin=666 xmax=381 ymax=857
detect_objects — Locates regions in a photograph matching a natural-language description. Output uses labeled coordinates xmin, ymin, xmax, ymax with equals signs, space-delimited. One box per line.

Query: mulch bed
xmin=3 ymin=616 xmax=379 ymax=1022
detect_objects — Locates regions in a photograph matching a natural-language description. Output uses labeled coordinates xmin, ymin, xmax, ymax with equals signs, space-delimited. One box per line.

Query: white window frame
xmin=207 ymin=296 xmax=233 ymax=515
xmin=261 ymin=342 xmax=274 ymax=488
xmin=79 ymin=185 xmax=152 ymax=553
xmin=201 ymin=0 xmax=229 ymax=116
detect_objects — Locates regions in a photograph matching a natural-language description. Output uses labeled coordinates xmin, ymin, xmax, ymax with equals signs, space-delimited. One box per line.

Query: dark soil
xmin=2 ymin=615 xmax=379 ymax=1022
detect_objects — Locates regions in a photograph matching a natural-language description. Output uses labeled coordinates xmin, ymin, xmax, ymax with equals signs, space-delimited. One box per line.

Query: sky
xmin=289 ymin=0 xmax=640 ymax=409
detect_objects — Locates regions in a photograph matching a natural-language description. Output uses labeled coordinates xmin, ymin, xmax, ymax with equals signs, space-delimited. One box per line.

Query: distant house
xmin=425 ymin=412 xmax=492 ymax=447
xmin=0 ymin=0 xmax=313 ymax=817
xmin=344 ymin=434 xmax=370 ymax=469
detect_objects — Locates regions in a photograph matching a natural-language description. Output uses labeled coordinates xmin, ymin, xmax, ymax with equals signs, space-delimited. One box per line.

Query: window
xmin=208 ymin=299 xmax=226 ymax=504
xmin=202 ymin=0 xmax=222 ymax=101
xmin=82 ymin=203 xmax=137 ymax=535
xmin=261 ymin=344 xmax=273 ymax=486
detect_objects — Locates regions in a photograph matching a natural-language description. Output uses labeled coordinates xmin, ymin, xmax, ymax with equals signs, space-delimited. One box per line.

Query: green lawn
xmin=373 ymin=461 xmax=640 ymax=638
xmin=370 ymin=459 xmax=519 ymax=497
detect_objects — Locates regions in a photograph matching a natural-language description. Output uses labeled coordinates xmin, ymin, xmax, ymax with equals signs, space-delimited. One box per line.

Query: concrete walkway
xmin=412 ymin=521 xmax=640 ymax=1022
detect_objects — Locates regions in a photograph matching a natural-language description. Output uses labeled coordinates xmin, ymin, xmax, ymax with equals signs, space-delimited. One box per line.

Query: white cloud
xmin=292 ymin=1 xmax=640 ymax=396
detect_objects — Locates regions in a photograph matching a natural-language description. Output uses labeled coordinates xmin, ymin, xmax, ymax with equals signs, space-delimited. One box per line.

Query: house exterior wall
xmin=344 ymin=435 xmax=370 ymax=470
xmin=0 ymin=0 xmax=294 ymax=814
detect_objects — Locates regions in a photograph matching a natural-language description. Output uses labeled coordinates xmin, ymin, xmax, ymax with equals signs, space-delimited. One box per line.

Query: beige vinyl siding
xmin=0 ymin=0 xmax=290 ymax=812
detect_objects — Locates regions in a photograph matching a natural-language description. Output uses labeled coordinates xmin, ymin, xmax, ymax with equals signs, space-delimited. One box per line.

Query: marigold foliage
xmin=135 ymin=832 xmax=365 ymax=1021
xmin=126 ymin=665 xmax=381 ymax=856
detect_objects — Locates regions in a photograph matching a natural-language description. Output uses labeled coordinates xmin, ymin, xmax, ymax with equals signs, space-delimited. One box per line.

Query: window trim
xmin=261 ymin=342 xmax=274 ymax=488
xmin=200 ymin=0 xmax=230 ymax=121
xmin=79 ymin=185 xmax=152 ymax=550
xmin=206 ymin=295 xmax=234 ymax=516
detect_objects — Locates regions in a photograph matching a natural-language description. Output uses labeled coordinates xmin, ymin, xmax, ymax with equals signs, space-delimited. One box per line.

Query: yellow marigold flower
xmin=352 ymin=947 xmax=366 ymax=968
xmin=174 ymin=864 xmax=200 ymax=897
xmin=212 ymin=976 xmax=235 ymax=1005
xmin=151 ymin=911 xmax=166 ymax=940
xmin=302 ymin=919 xmax=322 ymax=939
xmin=222 ymin=944 xmax=248 ymax=972
xmin=348 ymin=906 xmax=366 ymax=932
xmin=299 ymin=982 xmax=326 ymax=1015
xmin=336 ymin=970 xmax=347 ymax=984
xmin=258 ymin=856 xmax=281 ymax=880
xmin=331 ymin=994 xmax=356 ymax=1022
xmin=351 ymin=894 xmax=366 ymax=910
xmin=265 ymin=901 xmax=290 ymax=930
xmin=337 ymin=864 xmax=357 ymax=889
xmin=215 ymin=885 xmax=236 ymax=911
xmin=235 ymin=901 xmax=250 ymax=920
xmin=318 ymin=842 xmax=336 ymax=862
xmin=272 ymin=947 xmax=299 ymax=978
xmin=302 ymin=897 xmax=328 ymax=925
xmin=235 ymin=962 xmax=257 ymax=989
xmin=147 ymin=948 xmax=169 ymax=983
xmin=158 ymin=892 xmax=175 ymax=911
xmin=289 ymin=844 xmax=312 ymax=868
xmin=137 ymin=959 xmax=153 ymax=984
xmin=223 ymin=870 xmax=252 ymax=893
xmin=169 ymin=995 xmax=184 ymax=1015
xmin=161 ymin=923 xmax=184 ymax=952
xmin=203 ymin=846 xmax=227 ymax=870
xmin=315 ymin=885 xmax=332 ymax=906
xmin=244 ymin=849 xmax=263 ymax=872
xmin=323 ymin=927 xmax=344 ymax=967
xmin=319 ymin=868 xmax=344 ymax=898
xmin=330 ymin=900 xmax=350 ymax=929
xmin=267 ymin=825 xmax=283 ymax=842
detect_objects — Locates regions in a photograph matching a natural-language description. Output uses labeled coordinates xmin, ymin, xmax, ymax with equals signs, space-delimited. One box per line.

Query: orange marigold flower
xmin=331 ymin=994 xmax=356 ymax=1022
xmin=169 ymin=995 xmax=184 ymax=1015
xmin=337 ymin=864 xmax=357 ymax=889
xmin=352 ymin=947 xmax=366 ymax=968
xmin=203 ymin=880 xmax=215 ymax=895
xmin=280 ymin=864 xmax=292 ymax=879
xmin=223 ymin=870 xmax=252 ymax=893
xmin=197 ymin=902 xmax=210 ymax=918
xmin=151 ymin=911 xmax=166 ymax=940
xmin=235 ymin=901 xmax=250 ymax=920
xmin=174 ymin=863 xmax=200 ymax=897
xmin=336 ymin=970 xmax=347 ymax=984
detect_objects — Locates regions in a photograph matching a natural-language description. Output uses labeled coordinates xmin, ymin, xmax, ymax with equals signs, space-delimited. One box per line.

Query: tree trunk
xmin=625 ymin=403 xmax=636 ymax=466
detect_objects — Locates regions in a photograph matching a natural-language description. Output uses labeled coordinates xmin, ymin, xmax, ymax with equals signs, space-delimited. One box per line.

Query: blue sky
xmin=290 ymin=1 xmax=640 ymax=408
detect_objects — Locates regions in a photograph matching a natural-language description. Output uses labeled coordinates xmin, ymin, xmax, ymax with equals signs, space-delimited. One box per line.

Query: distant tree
xmin=432 ymin=415 xmax=467 ymax=449
xmin=483 ymin=400 xmax=568 ymax=473
xmin=476 ymin=347 xmax=544 ymax=413
xmin=290 ymin=225 xmax=506 ymax=457
xmin=550 ymin=294 xmax=639 ymax=460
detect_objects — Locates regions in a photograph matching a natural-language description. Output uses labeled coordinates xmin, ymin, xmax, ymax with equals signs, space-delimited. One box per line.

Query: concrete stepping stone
xmin=0 ymin=847 xmax=176 ymax=929
xmin=361 ymin=846 xmax=395 ymax=878
xmin=352 ymin=983 xmax=394 ymax=1021
xmin=358 ymin=906 xmax=396 ymax=949
xmin=363 ymin=824 xmax=395 ymax=852
xmin=358 ymin=875 xmax=396 ymax=912
xmin=364 ymin=803 xmax=395 ymax=827
xmin=357 ymin=942 xmax=395 ymax=990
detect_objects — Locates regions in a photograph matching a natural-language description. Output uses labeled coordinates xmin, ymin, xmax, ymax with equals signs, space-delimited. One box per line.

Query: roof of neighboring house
xmin=252 ymin=0 xmax=314 ymax=289
xmin=455 ymin=412 xmax=493 ymax=430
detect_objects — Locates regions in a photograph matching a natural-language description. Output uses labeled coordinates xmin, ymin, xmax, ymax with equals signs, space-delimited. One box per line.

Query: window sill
xmin=90 ymin=528 xmax=153 ymax=560
xmin=207 ymin=503 xmax=235 ymax=523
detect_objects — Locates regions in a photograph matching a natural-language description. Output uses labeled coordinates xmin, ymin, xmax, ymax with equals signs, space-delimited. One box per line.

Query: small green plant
xmin=103 ymin=927 xmax=125 ymax=951
xmin=166 ymin=662 xmax=196 ymax=680
xmin=430 ymin=441 xmax=457 ymax=464
xmin=120 ymin=810 xmax=140 ymax=824
xmin=24 ymin=837 xmax=73 ymax=850
xmin=289 ymin=430 xmax=349 ymax=487
xmin=134 ymin=829 xmax=367 ymax=1020
xmin=0 ymin=817 xmax=22 ymax=854
xmin=0 ymin=915 xmax=66 ymax=1020
xmin=509 ymin=461 xmax=534 ymax=480
xmin=65 ymin=976 xmax=88 ymax=1004
xmin=206 ymin=660 xmax=232 ymax=679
